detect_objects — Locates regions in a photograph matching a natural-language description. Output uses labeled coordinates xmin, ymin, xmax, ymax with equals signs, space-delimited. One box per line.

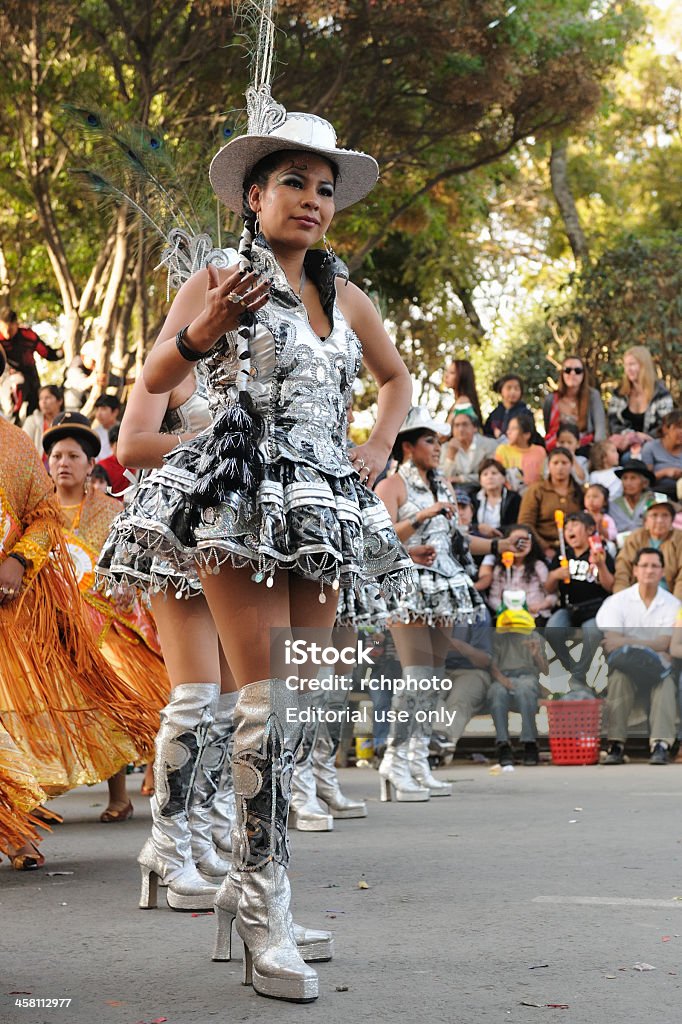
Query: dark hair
xmin=556 ymin=421 xmax=580 ymax=442
xmin=661 ymin=409 xmax=682 ymax=432
xmin=584 ymin=482 xmax=610 ymax=512
xmin=39 ymin=384 xmax=64 ymax=406
xmin=447 ymin=359 xmax=482 ymax=425
xmin=478 ymin=457 xmax=506 ymax=479
xmin=94 ymin=394 xmax=121 ymax=410
xmin=391 ymin=427 xmax=432 ymax=464
xmin=494 ymin=373 xmax=524 ymax=397
xmin=108 ymin=424 xmax=120 ymax=445
xmin=509 ymin=411 xmax=534 ymax=438
xmin=634 ymin=546 xmax=665 ymax=568
xmin=0 ymin=306 xmax=17 ymax=322
xmin=90 ymin=464 xmax=111 ymax=487
xmin=498 ymin=523 xmax=545 ymax=582
xmin=242 ymin=150 xmax=340 ymax=220
xmin=565 ymin=511 xmax=596 ymax=532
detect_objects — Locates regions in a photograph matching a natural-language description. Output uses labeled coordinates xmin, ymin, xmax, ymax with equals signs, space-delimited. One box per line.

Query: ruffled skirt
xmin=388 ymin=564 xmax=485 ymax=628
xmin=96 ymin=440 xmax=414 ymax=600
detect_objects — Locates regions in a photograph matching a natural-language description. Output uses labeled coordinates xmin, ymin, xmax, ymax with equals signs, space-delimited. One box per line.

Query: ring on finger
xmin=228 ymin=292 xmax=246 ymax=306
xmin=357 ymin=458 xmax=366 ymax=469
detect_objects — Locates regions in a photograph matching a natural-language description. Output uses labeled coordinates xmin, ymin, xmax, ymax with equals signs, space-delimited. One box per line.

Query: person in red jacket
xmin=0 ymin=306 xmax=63 ymax=419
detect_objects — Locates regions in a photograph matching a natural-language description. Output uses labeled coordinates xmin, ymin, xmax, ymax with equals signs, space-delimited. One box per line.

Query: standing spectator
xmin=495 ymin=413 xmax=547 ymax=490
xmin=479 ymin=524 xmax=556 ymax=623
xmin=641 ymin=410 xmax=682 ymax=500
xmin=614 ymin=501 xmax=682 ymax=599
xmin=62 ymin=355 xmax=94 ymax=412
xmin=597 ymin=547 xmax=680 ymax=765
xmin=587 ymin=439 xmax=622 ymax=499
xmin=545 ymin=512 xmax=615 ymax=690
xmin=608 ymin=346 xmax=673 ymax=455
xmin=518 ymin=447 xmax=583 ymax=556
xmin=21 ymin=385 xmax=64 ymax=462
xmin=442 ymin=616 xmax=493 ymax=753
xmin=0 ymin=306 xmax=63 ymax=419
xmin=91 ymin=395 xmax=121 ymax=459
xmin=472 ymin=458 xmax=521 ymax=537
xmin=483 ymin=373 xmax=535 ymax=441
xmin=444 ymin=358 xmax=483 ymax=426
xmin=97 ymin=425 xmax=135 ymax=498
xmin=440 ymin=411 xmax=498 ymax=492
xmin=543 ymin=355 xmax=606 ymax=451
xmin=489 ymin=626 xmax=549 ymax=766
xmin=610 ymin=460 xmax=656 ymax=535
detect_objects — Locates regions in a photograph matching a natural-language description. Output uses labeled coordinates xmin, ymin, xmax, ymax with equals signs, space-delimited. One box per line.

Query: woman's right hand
xmin=476 ymin=523 xmax=502 ymax=538
xmin=422 ymin=501 xmax=458 ymax=521
xmin=186 ymin=264 xmax=271 ymax=352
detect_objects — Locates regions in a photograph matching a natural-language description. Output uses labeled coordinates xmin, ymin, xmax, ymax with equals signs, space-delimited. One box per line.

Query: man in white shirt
xmin=596 ymin=547 xmax=680 ymax=764
xmin=440 ymin=412 xmax=498 ymax=492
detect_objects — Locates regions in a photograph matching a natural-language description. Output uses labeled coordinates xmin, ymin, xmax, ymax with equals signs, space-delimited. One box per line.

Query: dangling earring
xmin=322 ymin=234 xmax=336 ymax=264
xmin=83 ymin=475 xmax=90 ymax=495
xmin=254 ymin=214 xmax=261 ymax=237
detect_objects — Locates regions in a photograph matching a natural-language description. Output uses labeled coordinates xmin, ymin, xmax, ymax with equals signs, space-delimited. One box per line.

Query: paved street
xmin=2 ymin=762 xmax=681 ymax=1024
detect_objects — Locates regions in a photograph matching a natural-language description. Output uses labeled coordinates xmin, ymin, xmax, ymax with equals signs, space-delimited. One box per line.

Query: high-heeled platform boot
xmin=312 ymin=694 xmax=367 ymax=818
xmin=138 ymin=683 xmax=221 ymax=911
xmin=211 ymin=724 xmax=236 ymax=856
xmin=189 ymin=691 xmax=236 ymax=878
xmin=378 ymin=671 xmax=430 ymax=802
xmin=212 ymin=871 xmax=333 ymax=963
xmin=289 ymin=714 xmax=333 ymax=832
xmin=407 ymin=672 xmax=452 ymax=797
xmin=228 ymin=679 xmax=319 ymax=1002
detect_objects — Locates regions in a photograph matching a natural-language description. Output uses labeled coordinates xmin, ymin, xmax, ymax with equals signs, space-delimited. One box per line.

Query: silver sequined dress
xmin=389 ymin=461 xmax=484 ymax=626
xmin=96 ymin=242 xmax=413 ymax=599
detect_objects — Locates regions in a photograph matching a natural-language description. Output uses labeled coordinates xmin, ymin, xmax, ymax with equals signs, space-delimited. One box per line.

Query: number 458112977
xmin=15 ymin=999 xmax=72 ymax=1008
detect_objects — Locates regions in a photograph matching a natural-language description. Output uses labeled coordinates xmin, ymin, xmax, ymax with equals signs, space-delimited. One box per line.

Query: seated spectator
xmin=587 ymin=439 xmax=622 ymax=499
xmin=91 ymin=394 xmax=121 ymax=460
xmin=97 ymin=425 xmax=135 ymax=498
xmin=608 ymin=346 xmax=673 ymax=455
xmin=543 ymin=355 xmax=606 ymax=451
xmin=483 ymin=373 xmax=535 ymax=441
xmin=479 ymin=524 xmax=556 ymax=623
xmin=641 ymin=409 xmax=682 ymax=500
xmin=543 ymin=422 xmax=587 ymax=485
xmin=597 ymin=547 xmax=680 ymax=764
xmin=583 ymin=483 xmax=617 ymax=545
xmin=518 ymin=447 xmax=583 ymax=557
xmin=614 ymin=501 xmax=682 ymax=599
xmin=472 ymin=458 xmax=521 ymax=538
xmin=440 ymin=411 xmax=498 ymax=492
xmin=545 ymin=512 xmax=614 ymax=691
xmin=609 ymin=460 xmax=656 ymax=535
xmin=441 ymin=615 xmax=493 ymax=753
xmin=22 ymin=385 xmax=64 ymax=462
xmin=488 ymin=626 xmax=549 ymax=766
xmin=495 ymin=413 xmax=546 ymax=491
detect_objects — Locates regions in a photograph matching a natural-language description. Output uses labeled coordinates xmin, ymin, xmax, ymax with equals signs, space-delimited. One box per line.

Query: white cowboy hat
xmin=396 ymin=407 xmax=451 ymax=438
xmin=209 ymin=112 xmax=379 ymax=215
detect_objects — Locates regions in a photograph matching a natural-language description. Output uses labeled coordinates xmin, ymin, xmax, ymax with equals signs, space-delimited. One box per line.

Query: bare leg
xmin=100 ymin=766 xmax=132 ymax=822
xmin=151 ymin=591 xmax=221 ymax=685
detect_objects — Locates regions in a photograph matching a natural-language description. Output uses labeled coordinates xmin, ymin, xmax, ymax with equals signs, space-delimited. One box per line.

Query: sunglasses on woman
xmin=563 ymin=366 xmax=584 ymax=375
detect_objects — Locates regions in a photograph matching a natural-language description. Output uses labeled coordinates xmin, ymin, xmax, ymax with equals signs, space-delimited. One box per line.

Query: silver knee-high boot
xmin=211 ymin=719 xmax=236 ymax=856
xmin=407 ymin=670 xmax=452 ymax=797
xmin=224 ymin=679 xmax=320 ymax=1002
xmin=289 ymin=714 xmax=333 ymax=832
xmin=138 ymin=683 xmax=221 ymax=911
xmin=189 ymin=691 xmax=236 ymax=877
xmin=378 ymin=670 xmax=430 ymax=802
xmin=312 ymin=694 xmax=367 ymax=818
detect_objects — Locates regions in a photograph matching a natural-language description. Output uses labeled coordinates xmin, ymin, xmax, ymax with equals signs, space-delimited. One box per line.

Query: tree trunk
xmin=549 ymin=139 xmax=590 ymax=267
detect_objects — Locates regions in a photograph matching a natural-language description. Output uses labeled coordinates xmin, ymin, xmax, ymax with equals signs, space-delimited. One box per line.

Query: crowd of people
xmin=1 ymin=82 xmax=681 ymax=1010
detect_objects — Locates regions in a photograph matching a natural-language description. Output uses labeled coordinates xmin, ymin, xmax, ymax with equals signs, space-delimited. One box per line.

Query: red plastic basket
xmin=541 ymin=699 xmax=603 ymax=765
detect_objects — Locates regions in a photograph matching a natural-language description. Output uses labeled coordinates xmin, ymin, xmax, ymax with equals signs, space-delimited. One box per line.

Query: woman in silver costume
xmin=97 ymin=101 xmax=412 ymax=1000
xmin=375 ymin=407 xmax=508 ymax=802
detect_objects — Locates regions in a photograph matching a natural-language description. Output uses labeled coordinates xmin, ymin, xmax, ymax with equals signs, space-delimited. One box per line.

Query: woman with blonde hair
xmin=608 ymin=345 xmax=673 ymax=454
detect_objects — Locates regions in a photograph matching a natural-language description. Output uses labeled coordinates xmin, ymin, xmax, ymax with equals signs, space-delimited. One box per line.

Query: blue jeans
xmin=545 ymin=610 xmax=602 ymax=685
xmin=488 ymin=674 xmax=540 ymax=743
